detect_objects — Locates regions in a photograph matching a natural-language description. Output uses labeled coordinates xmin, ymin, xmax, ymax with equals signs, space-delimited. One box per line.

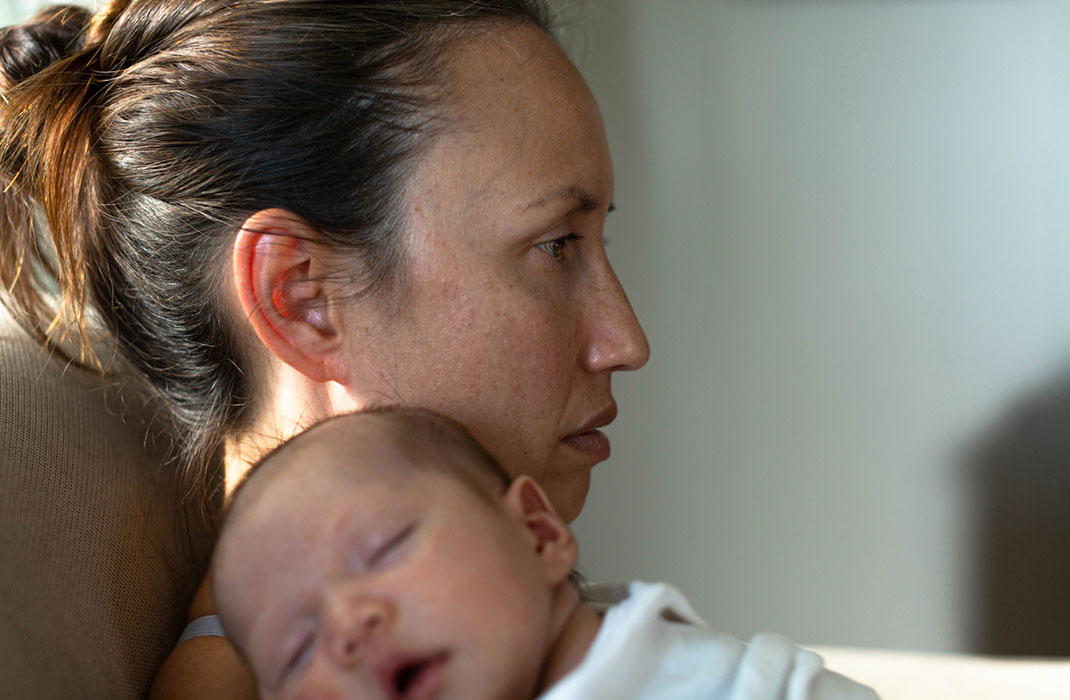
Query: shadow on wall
xmin=969 ymin=374 xmax=1070 ymax=655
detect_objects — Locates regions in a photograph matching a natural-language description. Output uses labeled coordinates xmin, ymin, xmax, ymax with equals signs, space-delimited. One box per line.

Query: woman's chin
xmin=543 ymin=456 xmax=596 ymax=522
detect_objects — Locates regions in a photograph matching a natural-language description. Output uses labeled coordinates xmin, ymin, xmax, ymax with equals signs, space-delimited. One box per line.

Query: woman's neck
xmin=223 ymin=437 xmax=271 ymax=494
xmin=223 ymin=365 xmax=357 ymax=493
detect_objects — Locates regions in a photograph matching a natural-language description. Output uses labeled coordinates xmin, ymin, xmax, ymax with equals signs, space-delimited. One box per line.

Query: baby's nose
xmin=326 ymin=593 xmax=396 ymax=668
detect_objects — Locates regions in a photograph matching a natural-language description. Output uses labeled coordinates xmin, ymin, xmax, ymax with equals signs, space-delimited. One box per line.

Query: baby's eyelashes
xmin=280 ymin=633 xmax=315 ymax=685
xmin=366 ymin=521 xmax=418 ymax=569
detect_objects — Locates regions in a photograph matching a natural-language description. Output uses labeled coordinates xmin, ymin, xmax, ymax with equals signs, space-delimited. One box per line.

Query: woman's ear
xmin=231 ymin=208 xmax=346 ymax=384
xmin=503 ymin=476 xmax=579 ymax=584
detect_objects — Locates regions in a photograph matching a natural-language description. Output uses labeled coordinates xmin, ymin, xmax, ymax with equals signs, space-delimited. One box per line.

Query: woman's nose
xmin=583 ymin=263 xmax=650 ymax=374
xmin=325 ymin=591 xmax=396 ymax=669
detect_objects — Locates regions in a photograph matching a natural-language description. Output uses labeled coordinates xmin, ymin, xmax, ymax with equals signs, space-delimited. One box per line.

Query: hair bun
xmin=0 ymin=5 xmax=90 ymax=90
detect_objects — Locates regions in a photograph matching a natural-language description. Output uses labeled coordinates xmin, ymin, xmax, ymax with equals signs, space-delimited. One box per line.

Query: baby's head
xmin=213 ymin=408 xmax=581 ymax=700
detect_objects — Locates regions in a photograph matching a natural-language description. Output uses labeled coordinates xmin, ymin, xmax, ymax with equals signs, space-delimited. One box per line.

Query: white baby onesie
xmin=540 ymin=581 xmax=879 ymax=700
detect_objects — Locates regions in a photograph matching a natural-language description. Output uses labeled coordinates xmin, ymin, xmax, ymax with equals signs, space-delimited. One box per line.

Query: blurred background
xmin=561 ymin=0 xmax=1070 ymax=656
xmin=4 ymin=0 xmax=1069 ymax=656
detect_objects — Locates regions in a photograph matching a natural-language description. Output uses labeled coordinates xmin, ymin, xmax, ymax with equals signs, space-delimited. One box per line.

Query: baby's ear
xmin=502 ymin=476 xmax=578 ymax=584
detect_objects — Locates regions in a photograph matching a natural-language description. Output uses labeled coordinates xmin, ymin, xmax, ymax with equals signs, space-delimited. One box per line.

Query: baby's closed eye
xmin=364 ymin=521 xmax=418 ymax=570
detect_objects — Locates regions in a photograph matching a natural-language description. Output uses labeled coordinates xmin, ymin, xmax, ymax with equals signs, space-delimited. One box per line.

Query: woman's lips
xmin=563 ymin=403 xmax=616 ymax=461
xmin=562 ymin=429 xmax=611 ymax=461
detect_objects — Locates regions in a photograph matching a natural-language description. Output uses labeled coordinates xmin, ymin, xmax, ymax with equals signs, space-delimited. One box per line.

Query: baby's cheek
xmin=287 ymin=663 xmax=347 ymax=700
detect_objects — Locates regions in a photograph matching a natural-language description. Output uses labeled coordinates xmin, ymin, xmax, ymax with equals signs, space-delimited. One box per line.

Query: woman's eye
xmin=536 ymin=233 xmax=582 ymax=260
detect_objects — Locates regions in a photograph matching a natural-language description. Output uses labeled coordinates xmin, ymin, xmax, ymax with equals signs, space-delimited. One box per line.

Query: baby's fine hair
xmin=221 ymin=407 xmax=514 ymax=537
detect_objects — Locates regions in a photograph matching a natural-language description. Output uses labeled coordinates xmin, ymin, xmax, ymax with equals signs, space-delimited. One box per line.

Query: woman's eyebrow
xmin=525 ymin=184 xmax=606 ymax=213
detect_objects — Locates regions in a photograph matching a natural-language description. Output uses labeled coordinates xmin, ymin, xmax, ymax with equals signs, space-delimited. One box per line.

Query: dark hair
xmin=0 ymin=0 xmax=552 ymax=493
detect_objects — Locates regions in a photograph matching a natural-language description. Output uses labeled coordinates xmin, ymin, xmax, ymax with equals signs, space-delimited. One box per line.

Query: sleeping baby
xmin=212 ymin=408 xmax=879 ymax=700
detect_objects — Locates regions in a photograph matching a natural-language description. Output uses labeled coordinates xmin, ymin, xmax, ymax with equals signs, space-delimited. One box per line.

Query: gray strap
xmin=176 ymin=614 xmax=227 ymax=647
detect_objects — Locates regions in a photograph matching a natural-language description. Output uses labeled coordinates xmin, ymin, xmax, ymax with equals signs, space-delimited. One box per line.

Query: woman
xmin=0 ymin=0 xmax=647 ymax=696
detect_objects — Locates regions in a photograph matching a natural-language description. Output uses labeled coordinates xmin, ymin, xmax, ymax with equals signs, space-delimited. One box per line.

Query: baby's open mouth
xmin=387 ymin=651 xmax=450 ymax=700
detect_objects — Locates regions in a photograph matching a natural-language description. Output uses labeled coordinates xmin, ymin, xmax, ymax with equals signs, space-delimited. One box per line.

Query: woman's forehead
xmin=445 ymin=25 xmax=590 ymax=114
xmin=427 ymin=25 xmax=612 ymax=215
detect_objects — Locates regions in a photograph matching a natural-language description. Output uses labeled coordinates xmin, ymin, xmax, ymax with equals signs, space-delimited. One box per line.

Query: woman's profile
xmin=0 ymin=1 xmax=648 ymax=696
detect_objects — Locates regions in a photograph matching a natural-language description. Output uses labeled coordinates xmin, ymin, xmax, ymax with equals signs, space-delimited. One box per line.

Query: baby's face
xmin=215 ymin=435 xmax=561 ymax=700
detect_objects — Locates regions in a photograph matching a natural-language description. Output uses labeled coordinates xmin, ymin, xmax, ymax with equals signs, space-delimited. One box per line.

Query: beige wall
xmin=569 ymin=0 xmax=1070 ymax=652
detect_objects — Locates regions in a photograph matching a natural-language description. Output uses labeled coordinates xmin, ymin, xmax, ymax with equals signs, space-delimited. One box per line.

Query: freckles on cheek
xmin=513 ymin=316 xmax=573 ymax=407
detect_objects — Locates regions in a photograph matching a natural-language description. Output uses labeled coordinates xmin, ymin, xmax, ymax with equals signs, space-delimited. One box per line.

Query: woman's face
xmin=336 ymin=25 xmax=649 ymax=520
